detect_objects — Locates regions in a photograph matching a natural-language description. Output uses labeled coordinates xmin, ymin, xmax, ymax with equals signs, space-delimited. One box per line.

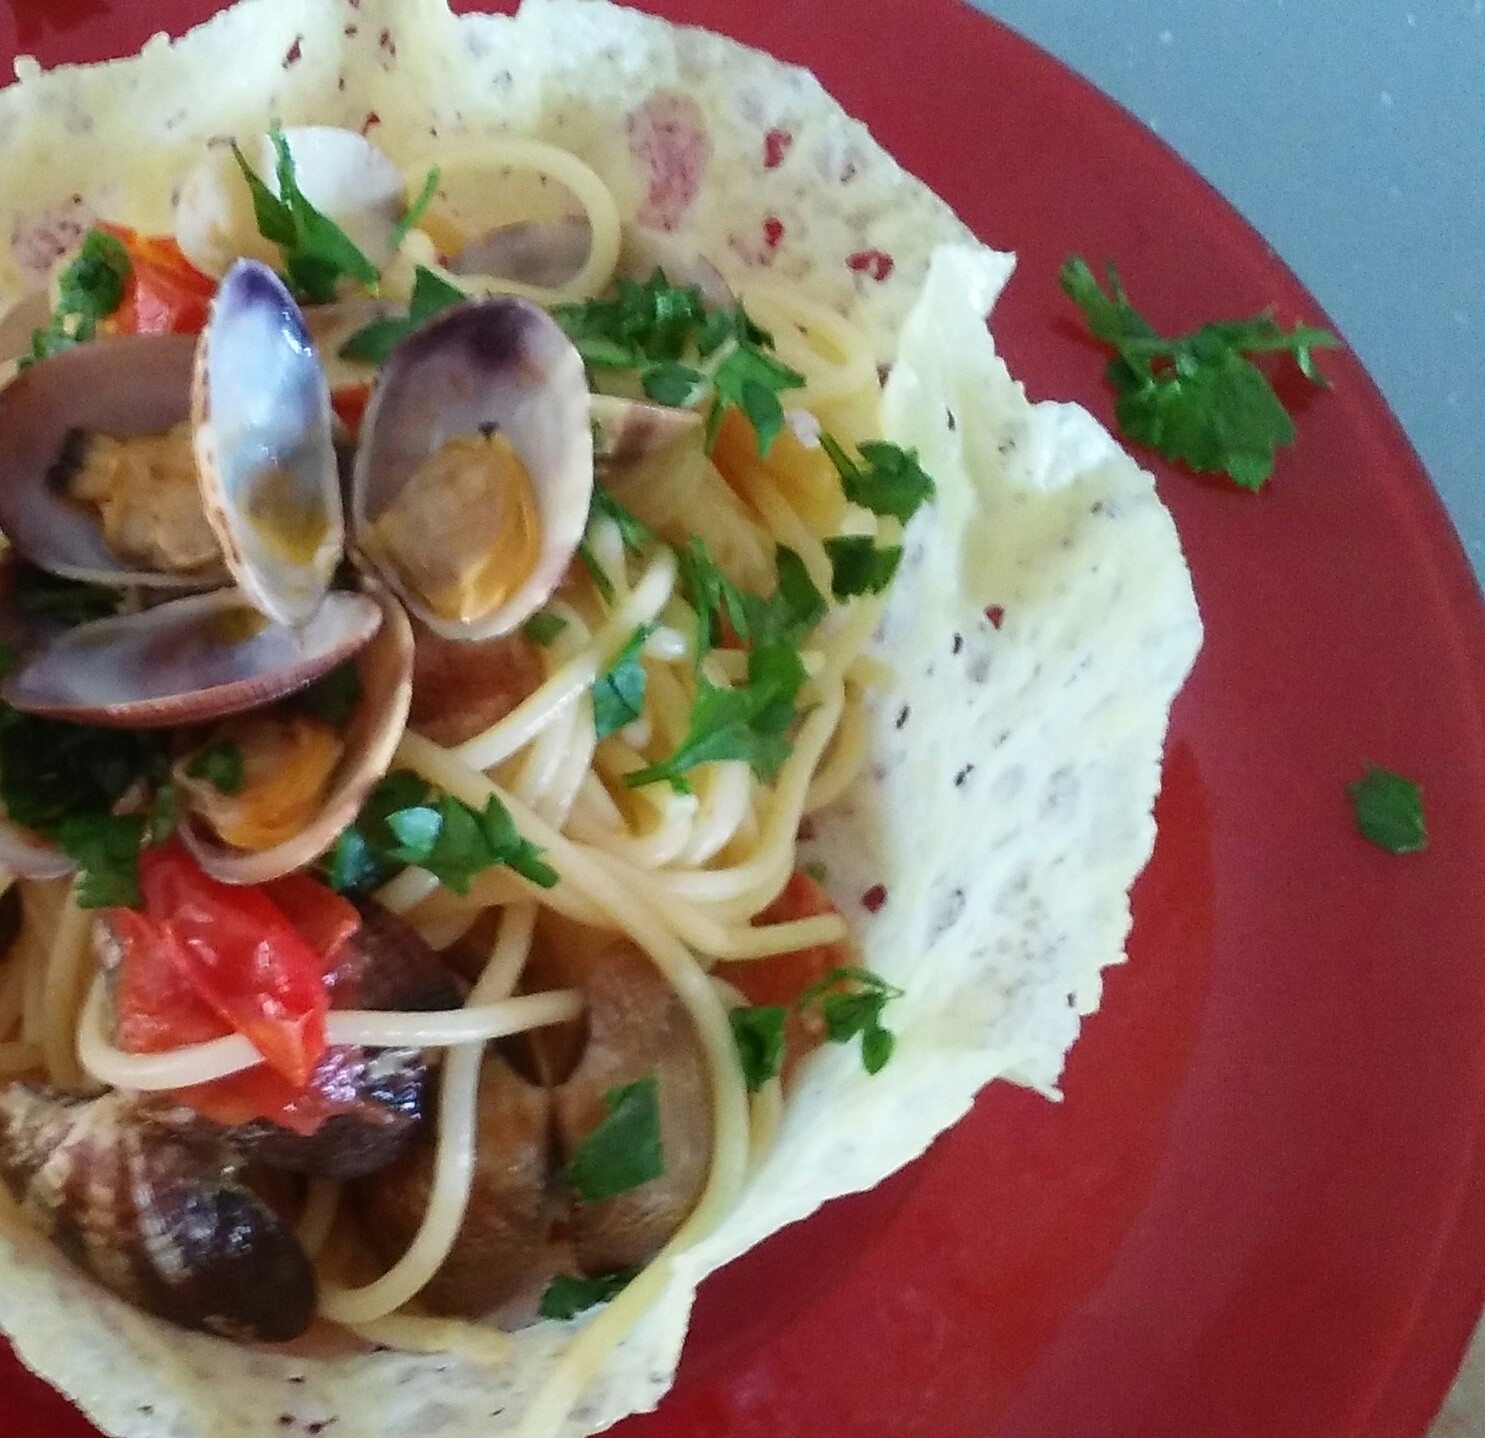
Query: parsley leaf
xmin=553 ymin=271 xmax=707 ymax=369
xmin=298 ymin=662 xmax=363 ymax=726
xmin=824 ymin=535 xmax=902 ymax=599
xmin=186 ymin=741 xmax=246 ymax=795
xmin=1348 ymin=766 xmax=1427 ymax=854
xmin=707 ymin=343 xmax=805 ymax=456
xmin=13 ymin=564 xmax=121 ymax=626
xmin=539 ymin=1270 xmax=638 ymax=1322
xmin=0 ymin=711 xmax=163 ymax=834
xmin=591 ymin=625 xmax=653 ymax=741
xmin=55 ymin=812 xmax=146 ymax=909
xmin=797 ymin=966 xmax=903 ymax=1076
xmin=390 ymin=166 xmax=440 ymax=253
xmin=642 ymin=361 xmax=708 ymax=408
xmin=326 ymin=770 xmax=435 ymax=892
xmin=233 ymin=127 xmax=379 ymax=303
xmin=625 ymin=642 xmax=805 ymax=789
xmin=676 ymin=536 xmax=754 ymax=657
xmin=384 ymin=792 xmax=558 ymax=894
xmin=25 ymin=229 xmax=132 ymax=366
xmin=753 ymin=546 xmax=827 ymax=646
xmin=148 ymin=784 xmax=180 ymax=845
xmin=564 ymin=1072 xmax=665 ymax=1202
xmin=1060 ymin=256 xmax=1338 ymax=490
xmin=577 ymin=539 xmax=617 ymax=605
xmin=729 ymin=1004 xmax=788 ymax=1092
xmin=339 ymin=264 xmax=465 ymax=363
xmin=820 ymin=435 xmax=936 ymax=522
xmin=522 ymin=611 xmax=568 ymax=646
xmin=590 ymin=485 xmax=657 ymax=553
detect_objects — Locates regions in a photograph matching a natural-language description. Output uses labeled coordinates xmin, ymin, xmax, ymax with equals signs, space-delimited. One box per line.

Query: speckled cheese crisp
xmin=0 ymin=3 xmax=1202 ymax=1436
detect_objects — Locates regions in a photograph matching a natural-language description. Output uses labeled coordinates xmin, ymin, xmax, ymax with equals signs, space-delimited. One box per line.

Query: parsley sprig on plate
xmin=1060 ymin=256 xmax=1337 ymax=490
xmin=24 ymin=229 xmax=131 ymax=367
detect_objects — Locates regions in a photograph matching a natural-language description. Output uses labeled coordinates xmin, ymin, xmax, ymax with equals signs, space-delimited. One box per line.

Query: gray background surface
xmin=970 ymin=0 xmax=1485 ymax=580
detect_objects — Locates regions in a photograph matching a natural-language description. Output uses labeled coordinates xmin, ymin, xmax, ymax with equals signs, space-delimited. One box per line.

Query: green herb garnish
xmin=591 ymin=626 xmax=653 ymax=741
xmin=824 ymin=535 xmax=902 ymax=599
xmin=538 ymin=1270 xmax=638 ymax=1322
xmin=233 ymin=127 xmax=379 ymax=303
xmin=522 ymin=611 xmax=568 ymax=647
xmin=1348 ymin=766 xmax=1427 ymax=854
xmin=185 ymin=741 xmax=246 ymax=795
xmin=798 ymin=966 xmax=903 ymax=1076
xmin=25 ymin=229 xmax=131 ymax=366
xmin=820 ymin=435 xmax=936 ymax=522
xmin=13 ymin=565 xmax=121 ymax=626
xmin=1059 ymin=256 xmax=1337 ymax=490
xmin=389 ymin=166 xmax=440 ymax=253
xmin=625 ymin=642 xmax=805 ymax=790
xmin=55 ymin=812 xmax=147 ymax=909
xmin=338 ymin=264 xmax=465 ymax=363
xmin=298 ymin=662 xmax=364 ymax=726
xmin=729 ymin=1004 xmax=788 ymax=1092
xmin=564 ymin=1072 xmax=665 ymax=1202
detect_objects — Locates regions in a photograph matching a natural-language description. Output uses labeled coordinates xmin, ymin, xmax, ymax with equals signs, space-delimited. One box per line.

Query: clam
xmin=2 ymin=587 xmax=381 ymax=729
xmin=192 ymin=260 xmax=343 ymax=627
xmin=351 ymin=298 xmax=593 ymax=641
xmin=0 ymin=1083 xmax=317 ymax=1341
xmin=175 ymin=127 xmax=407 ymax=279
xmin=175 ymin=585 xmax=412 ymax=883
xmin=0 ymin=332 xmax=220 ymax=588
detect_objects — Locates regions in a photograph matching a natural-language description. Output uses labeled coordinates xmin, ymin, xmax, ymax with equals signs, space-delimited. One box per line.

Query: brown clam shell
xmin=0 ymin=1084 xmax=316 ymax=1342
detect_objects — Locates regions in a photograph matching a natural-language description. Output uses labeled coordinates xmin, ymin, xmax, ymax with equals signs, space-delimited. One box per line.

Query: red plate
xmin=4 ymin=1 xmax=1485 ymax=1435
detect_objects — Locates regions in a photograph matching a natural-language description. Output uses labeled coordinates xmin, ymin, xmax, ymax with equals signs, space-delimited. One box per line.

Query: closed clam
xmin=351 ymin=297 xmax=593 ymax=641
xmin=0 ymin=1084 xmax=316 ymax=1341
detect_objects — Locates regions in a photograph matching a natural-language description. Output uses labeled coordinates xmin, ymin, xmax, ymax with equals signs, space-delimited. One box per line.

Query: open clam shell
xmin=0 ymin=333 xmax=220 ymax=589
xmin=178 ymin=584 xmax=413 ymax=884
xmin=351 ymin=298 xmax=593 ymax=641
xmin=192 ymin=260 xmax=344 ymax=627
xmin=3 ymin=588 xmax=381 ymax=729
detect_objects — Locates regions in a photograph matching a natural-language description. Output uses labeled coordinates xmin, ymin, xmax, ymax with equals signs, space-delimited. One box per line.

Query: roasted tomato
xmin=98 ymin=224 xmax=217 ymax=337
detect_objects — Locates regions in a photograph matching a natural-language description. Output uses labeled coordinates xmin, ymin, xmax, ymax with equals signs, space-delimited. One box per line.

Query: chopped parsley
xmin=624 ymin=642 xmax=805 ymax=791
xmin=0 ymin=709 xmax=166 ymax=908
xmin=676 ymin=540 xmax=824 ymax=659
xmin=798 ymin=966 xmax=903 ymax=1076
xmin=389 ymin=166 xmax=440 ymax=253
xmin=553 ymin=272 xmax=804 ymax=457
xmin=185 ymin=741 xmax=246 ymax=795
xmin=233 ymin=127 xmax=379 ymax=303
xmin=297 ymin=662 xmax=363 ymax=726
xmin=338 ymin=264 xmax=465 ymax=363
xmin=729 ymin=1004 xmax=788 ymax=1092
xmin=564 ymin=1072 xmax=664 ymax=1202
xmin=12 ymin=565 xmax=122 ymax=626
xmin=1060 ymin=256 xmax=1338 ymax=490
xmin=824 ymin=535 xmax=902 ymax=599
xmin=676 ymin=536 xmax=753 ymax=658
xmin=538 ymin=1269 xmax=638 ymax=1322
xmin=327 ymin=770 xmax=558 ymax=895
xmin=522 ymin=611 xmax=568 ymax=647
xmin=820 ymin=435 xmax=936 ymax=522
xmin=591 ymin=625 xmax=653 ymax=741
xmin=24 ymin=228 xmax=131 ymax=366
xmin=590 ymin=485 xmax=657 ymax=553
xmin=1348 ymin=766 xmax=1427 ymax=854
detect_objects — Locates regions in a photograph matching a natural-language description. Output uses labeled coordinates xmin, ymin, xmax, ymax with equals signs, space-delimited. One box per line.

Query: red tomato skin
xmin=97 ymin=224 xmax=216 ymax=337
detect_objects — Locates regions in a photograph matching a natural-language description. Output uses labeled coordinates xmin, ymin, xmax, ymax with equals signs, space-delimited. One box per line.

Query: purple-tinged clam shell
xmin=351 ymin=297 xmax=593 ymax=641
xmin=3 ymin=587 xmax=380 ymax=729
xmin=0 ymin=333 xmax=220 ymax=589
xmin=177 ymin=583 xmax=412 ymax=884
xmin=192 ymin=260 xmax=344 ymax=627
xmin=0 ymin=1084 xmax=316 ymax=1341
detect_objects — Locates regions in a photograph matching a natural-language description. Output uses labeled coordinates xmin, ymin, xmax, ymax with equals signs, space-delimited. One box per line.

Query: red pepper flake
xmin=283 ymin=35 xmax=303 ymax=67
xmin=763 ymin=127 xmax=793 ymax=169
xmin=861 ymin=883 xmax=888 ymax=914
xmin=984 ymin=605 xmax=1005 ymax=630
xmin=761 ymin=215 xmax=785 ymax=249
xmin=796 ymin=816 xmax=817 ymax=843
xmin=847 ymin=248 xmax=895 ymax=282
xmin=378 ymin=27 xmax=395 ymax=56
xmin=360 ymin=111 xmax=382 ymax=135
